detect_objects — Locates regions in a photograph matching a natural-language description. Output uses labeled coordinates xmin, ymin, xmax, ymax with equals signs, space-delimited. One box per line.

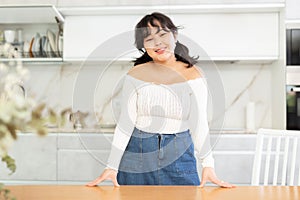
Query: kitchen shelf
xmin=199 ymin=56 xmax=279 ymax=64
xmin=0 ymin=5 xmax=64 ymax=24
xmin=0 ymin=57 xmax=63 ymax=63
xmin=64 ymin=56 xmax=278 ymax=65
xmin=59 ymin=3 xmax=285 ymax=16
xmin=285 ymin=19 xmax=300 ymax=29
xmin=203 ymin=56 xmax=278 ymax=60
xmin=0 ymin=5 xmax=64 ymax=64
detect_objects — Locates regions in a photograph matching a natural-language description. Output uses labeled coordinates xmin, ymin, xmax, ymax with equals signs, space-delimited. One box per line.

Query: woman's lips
xmin=155 ymin=47 xmax=166 ymax=54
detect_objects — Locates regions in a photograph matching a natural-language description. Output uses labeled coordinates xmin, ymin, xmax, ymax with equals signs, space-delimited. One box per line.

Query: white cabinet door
xmin=209 ymin=134 xmax=257 ymax=185
xmin=64 ymin=12 xmax=279 ymax=61
xmin=170 ymin=12 xmax=279 ymax=59
xmin=286 ymin=0 xmax=300 ymax=20
xmin=0 ymin=134 xmax=57 ymax=181
xmin=57 ymin=134 xmax=113 ymax=182
xmin=0 ymin=0 xmax=56 ymax=5
xmin=57 ymin=0 xmax=284 ymax=7
xmin=63 ymin=15 xmax=141 ymax=61
xmin=57 ymin=150 xmax=111 ymax=182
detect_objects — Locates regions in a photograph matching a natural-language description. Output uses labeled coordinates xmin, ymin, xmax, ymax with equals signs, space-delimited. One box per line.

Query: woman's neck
xmin=152 ymin=54 xmax=177 ymax=68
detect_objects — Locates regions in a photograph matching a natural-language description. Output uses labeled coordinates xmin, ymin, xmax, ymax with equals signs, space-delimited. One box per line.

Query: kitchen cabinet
xmin=285 ymin=0 xmax=300 ymax=29
xmin=0 ymin=134 xmax=57 ymax=181
xmin=171 ymin=12 xmax=279 ymax=61
xmin=0 ymin=5 xmax=64 ymax=63
xmin=0 ymin=4 xmax=281 ymax=63
xmin=57 ymin=134 xmax=112 ymax=182
xmin=286 ymin=0 xmax=300 ymax=20
xmin=63 ymin=15 xmax=140 ymax=62
xmin=0 ymin=132 xmax=257 ymax=185
xmin=57 ymin=0 xmax=285 ymax=7
xmin=0 ymin=1 xmax=56 ymax=5
xmin=211 ymin=134 xmax=257 ymax=184
xmin=62 ymin=5 xmax=281 ymax=62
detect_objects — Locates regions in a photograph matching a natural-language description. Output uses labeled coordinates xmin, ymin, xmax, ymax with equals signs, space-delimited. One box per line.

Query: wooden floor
xmin=4 ymin=185 xmax=300 ymax=200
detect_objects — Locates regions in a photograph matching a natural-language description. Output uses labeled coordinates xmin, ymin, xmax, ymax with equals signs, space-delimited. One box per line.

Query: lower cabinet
xmin=0 ymin=134 xmax=57 ymax=181
xmin=0 ymin=133 xmax=257 ymax=185
xmin=57 ymin=150 xmax=109 ymax=182
xmin=57 ymin=133 xmax=113 ymax=184
xmin=210 ymin=134 xmax=257 ymax=185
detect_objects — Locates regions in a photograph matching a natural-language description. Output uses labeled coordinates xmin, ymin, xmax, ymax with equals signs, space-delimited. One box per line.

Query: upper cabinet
xmin=0 ymin=5 xmax=64 ymax=62
xmin=171 ymin=12 xmax=279 ymax=61
xmin=63 ymin=15 xmax=140 ymax=62
xmin=56 ymin=0 xmax=285 ymax=7
xmin=286 ymin=0 xmax=300 ymax=29
xmin=0 ymin=3 xmax=283 ymax=63
xmin=62 ymin=3 xmax=282 ymax=62
xmin=0 ymin=5 xmax=63 ymax=24
xmin=286 ymin=0 xmax=300 ymax=20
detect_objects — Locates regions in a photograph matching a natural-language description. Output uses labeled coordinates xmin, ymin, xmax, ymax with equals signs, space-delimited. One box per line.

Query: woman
xmin=87 ymin=12 xmax=234 ymax=187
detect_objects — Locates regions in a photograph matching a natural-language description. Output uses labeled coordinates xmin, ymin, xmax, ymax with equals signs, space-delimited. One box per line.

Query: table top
xmin=4 ymin=185 xmax=300 ymax=200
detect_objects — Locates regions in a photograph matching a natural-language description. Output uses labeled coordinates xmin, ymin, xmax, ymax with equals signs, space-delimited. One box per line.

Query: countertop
xmin=4 ymin=185 xmax=299 ymax=200
xmin=22 ymin=128 xmax=256 ymax=134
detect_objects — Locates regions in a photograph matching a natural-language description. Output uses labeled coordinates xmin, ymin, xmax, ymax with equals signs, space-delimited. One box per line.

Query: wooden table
xmin=4 ymin=185 xmax=300 ymax=200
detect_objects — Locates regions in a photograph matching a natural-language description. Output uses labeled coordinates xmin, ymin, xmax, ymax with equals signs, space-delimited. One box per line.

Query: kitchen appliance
xmin=286 ymin=67 xmax=300 ymax=130
xmin=286 ymin=29 xmax=300 ymax=65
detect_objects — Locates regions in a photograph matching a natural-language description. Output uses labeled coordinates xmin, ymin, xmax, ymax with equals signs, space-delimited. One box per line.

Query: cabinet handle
xmin=291 ymin=87 xmax=300 ymax=92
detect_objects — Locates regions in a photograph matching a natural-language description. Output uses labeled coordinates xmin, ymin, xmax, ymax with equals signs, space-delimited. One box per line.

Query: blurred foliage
xmin=0 ymin=42 xmax=71 ymax=199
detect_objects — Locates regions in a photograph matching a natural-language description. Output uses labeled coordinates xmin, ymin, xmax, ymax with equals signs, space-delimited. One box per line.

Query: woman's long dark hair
xmin=133 ymin=12 xmax=198 ymax=68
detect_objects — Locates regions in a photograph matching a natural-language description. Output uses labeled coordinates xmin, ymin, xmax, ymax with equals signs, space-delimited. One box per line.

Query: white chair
xmin=251 ymin=128 xmax=300 ymax=186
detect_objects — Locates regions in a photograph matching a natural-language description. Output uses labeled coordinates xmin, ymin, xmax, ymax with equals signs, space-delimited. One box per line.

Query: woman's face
xmin=143 ymin=23 xmax=177 ymax=64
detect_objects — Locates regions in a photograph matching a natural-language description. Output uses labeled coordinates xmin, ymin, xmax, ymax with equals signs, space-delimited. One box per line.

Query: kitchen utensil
xmin=16 ymin=28 xmax=23 ymax=43
xmin=4 ymin=30 xmax=16 ymax=43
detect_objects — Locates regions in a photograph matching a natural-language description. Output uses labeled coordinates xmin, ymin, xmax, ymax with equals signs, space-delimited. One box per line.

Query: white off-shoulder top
xmin=107 ymin=74 xmax=214 ymax=171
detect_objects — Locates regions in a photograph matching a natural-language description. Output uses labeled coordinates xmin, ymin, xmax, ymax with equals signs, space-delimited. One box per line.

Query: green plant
xmin=0 ymin=43 xmax=71 ymax=199
xmin=0 ymin=183 xmax=16 ymax=200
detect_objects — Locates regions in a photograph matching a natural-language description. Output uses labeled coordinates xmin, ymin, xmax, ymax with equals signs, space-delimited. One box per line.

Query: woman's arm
xmin=188 ymin=78 xmax=214 ymax=168
xmin=188 ymin=78 xmax=234 ymax=188
xmin=87 ymin=74 xmax=138 ymax=186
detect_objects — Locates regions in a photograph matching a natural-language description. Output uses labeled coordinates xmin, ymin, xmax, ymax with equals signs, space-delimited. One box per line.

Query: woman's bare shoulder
xmin=127 ymin=63 xmax=152 ymax=78
xmin=185 ymin=66 xmax=203 ymax=80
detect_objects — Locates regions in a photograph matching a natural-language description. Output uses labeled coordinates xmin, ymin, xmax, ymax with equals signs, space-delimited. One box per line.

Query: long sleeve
xmin=106 ymin=75 xmax=138 ymax=171
xmin=188 ymin=79 xmax=214 ymax=168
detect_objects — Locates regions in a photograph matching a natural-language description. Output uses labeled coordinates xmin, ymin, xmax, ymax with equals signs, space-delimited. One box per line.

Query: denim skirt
xmin=117 ymin=127 xmax=200 ymax=185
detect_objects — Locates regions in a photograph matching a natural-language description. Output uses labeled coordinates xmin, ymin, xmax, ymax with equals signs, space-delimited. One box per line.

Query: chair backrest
xmin=251 ymin=128 xmax=300 ymax=186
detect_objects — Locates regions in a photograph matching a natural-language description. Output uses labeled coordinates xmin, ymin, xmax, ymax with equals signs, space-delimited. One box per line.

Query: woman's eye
xmin=145 ymin=38 xmax=153 ymax=42
xmin=160 ymin=33 xmax=166 ymax=37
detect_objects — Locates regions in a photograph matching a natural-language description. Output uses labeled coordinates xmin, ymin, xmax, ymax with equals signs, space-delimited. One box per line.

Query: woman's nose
xmin=153 ymin=37 xmax=162 ymax=46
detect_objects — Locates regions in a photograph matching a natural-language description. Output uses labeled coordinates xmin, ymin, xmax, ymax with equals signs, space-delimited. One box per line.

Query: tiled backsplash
xmin=24 ymin=61 xmax=272 ymax=131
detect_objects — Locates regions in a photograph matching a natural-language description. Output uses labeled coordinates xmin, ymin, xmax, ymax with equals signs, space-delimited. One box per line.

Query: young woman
xmin=87 ymin=12 xmax=234 ymax=187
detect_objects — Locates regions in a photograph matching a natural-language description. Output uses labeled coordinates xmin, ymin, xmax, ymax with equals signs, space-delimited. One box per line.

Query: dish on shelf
xmin=40 ymin=36 xmax=47 ymax=57
xmin=56 ymin=30 xmax=62 ymax=57
xmin=28 ymin=37 xmax=34 ymax=58
xmin=46 ymin=37 xmax=53 ymax=57
xmin=47 ymin=29 xmax=57 ymax=56
xmin=41 ymin=36 xmax=47 ymax=57
xmin=23 ymin=41 xmax=30 ymax=57
xmin=32 ymin=32 xmax=41 ymax=57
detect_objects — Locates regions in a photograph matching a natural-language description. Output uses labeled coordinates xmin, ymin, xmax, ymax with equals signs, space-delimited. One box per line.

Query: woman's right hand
xmin=86 ymin=168 xmax=120 ymax=187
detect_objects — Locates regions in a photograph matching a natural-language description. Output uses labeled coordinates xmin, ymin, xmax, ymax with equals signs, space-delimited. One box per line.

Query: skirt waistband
xmin=133 ymin=127 xmax=190 ymax=137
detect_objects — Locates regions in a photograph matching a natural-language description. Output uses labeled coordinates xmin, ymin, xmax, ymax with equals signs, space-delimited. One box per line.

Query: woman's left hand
xmin=199 ymin=167 xmax=236 ymax=188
